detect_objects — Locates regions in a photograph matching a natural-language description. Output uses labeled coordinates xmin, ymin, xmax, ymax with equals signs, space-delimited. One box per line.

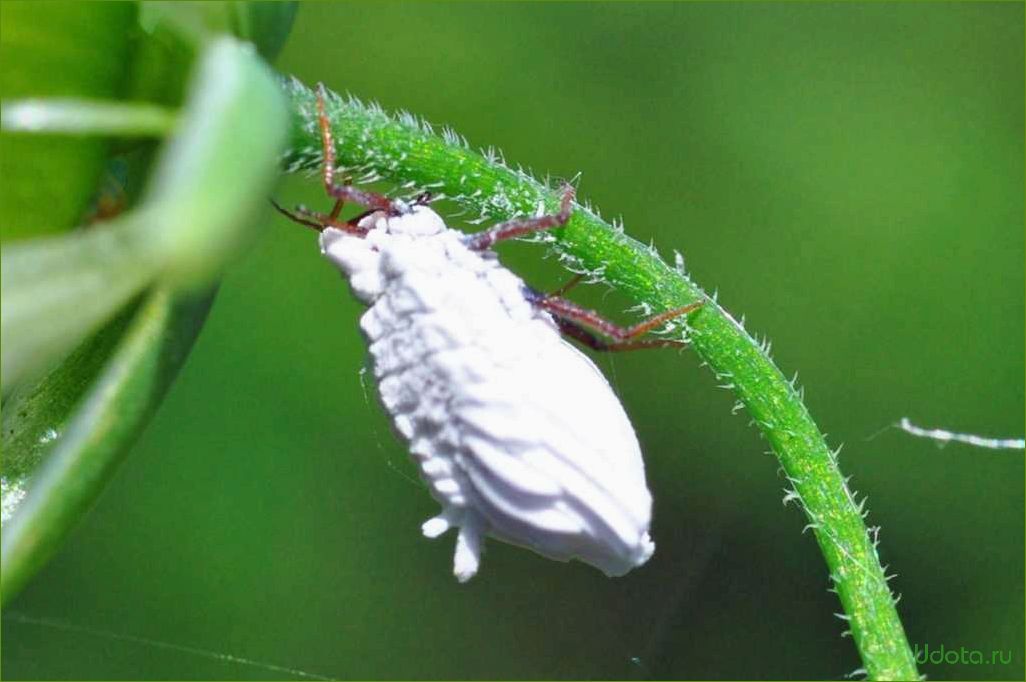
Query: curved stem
xmin=279 ymin=77 xmax=918 ymax=681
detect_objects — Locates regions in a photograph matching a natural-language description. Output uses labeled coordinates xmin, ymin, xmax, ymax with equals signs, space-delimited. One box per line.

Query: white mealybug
xmin=277 ymin=86 xmax=701 ymax=582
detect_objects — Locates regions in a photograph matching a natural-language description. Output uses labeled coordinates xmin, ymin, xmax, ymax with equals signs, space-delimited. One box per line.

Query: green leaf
xmin=228 ymin=1 xmax=299 ymax=63
xmin=2 ymin=300 xmax=146 ymax=514
xmin=127 ymin=2 xmax=298 ymax=112
xmin=0 ymin=207 xmax=164 ymax=395
xmin=0 ymin=1 xmax=138 ymax=242
xmin=1 ymin=38 xmax=287 ymax=394
xmin=142 ymin=37 xmax=289 ymax=289
xmin=137 ymin=1 xmax=298 ymax=65
xmin=0 ymin=34 xmax=290 ymax=600
xmin=1 ymin=287 xmax=216 ymax=605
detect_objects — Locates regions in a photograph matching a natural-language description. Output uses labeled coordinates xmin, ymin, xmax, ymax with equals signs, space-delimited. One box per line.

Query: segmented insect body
xmin=320 ymin=205 xmax=655 ymax=581
xmin=281 ymin=85 xmax=702 ymax=582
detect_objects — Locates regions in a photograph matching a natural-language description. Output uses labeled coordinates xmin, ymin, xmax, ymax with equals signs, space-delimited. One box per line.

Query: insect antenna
xmin=270 ymin=199 xmax=369 ymax=236
xmin=271 ymin=199 xmax=329 ymax=232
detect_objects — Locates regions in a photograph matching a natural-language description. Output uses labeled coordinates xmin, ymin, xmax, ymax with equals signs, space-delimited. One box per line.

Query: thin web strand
xmin=896 ymin=418 xmax=1025 ymax=451
xmin=357 ymin=366 xmax=421 ymax=489
xmin=3 ymin=612 xmax=335 ymax=681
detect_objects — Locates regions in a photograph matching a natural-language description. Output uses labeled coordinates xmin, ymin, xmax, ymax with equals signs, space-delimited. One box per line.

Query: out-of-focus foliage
xmin=1 ymin=289 xmax=215 ymax=604
xmin=1 ymin=3 xmax=1022 ymax=681
xmin=0 ymin=2 xmax=137 ymax=241
xmin=1 ymin=1 xmax=291 ymax=606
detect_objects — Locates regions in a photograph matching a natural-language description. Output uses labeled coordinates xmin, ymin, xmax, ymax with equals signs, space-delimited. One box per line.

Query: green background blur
xmin=3 ymin=2 xmax=1023 ymax=679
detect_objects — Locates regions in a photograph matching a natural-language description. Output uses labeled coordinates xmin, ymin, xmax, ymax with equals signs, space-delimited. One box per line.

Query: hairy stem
xmin=279 ymin=78 xmax=918 ymax=681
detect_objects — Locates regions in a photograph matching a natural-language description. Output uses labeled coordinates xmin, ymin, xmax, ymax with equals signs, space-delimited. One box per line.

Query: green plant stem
xmin=279 ymin=79 xmax=918 ymax=681
xmin=0 ymin=99 xmax=177 ymax=137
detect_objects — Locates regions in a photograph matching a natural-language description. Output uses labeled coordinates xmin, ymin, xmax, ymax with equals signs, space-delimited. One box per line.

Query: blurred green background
xmin=3 ymin=2 xmax=1023 ymax=679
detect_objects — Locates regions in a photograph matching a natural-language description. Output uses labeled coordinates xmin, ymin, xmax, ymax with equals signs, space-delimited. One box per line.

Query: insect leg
xmin=465 ymin=185 xmax=575 ymax=250
xmin=547 ymin=273 xmax=586 ymax=297
xmin=551 ymin=316 xmax=686 ymax=352
xmin=315 ymin=83 xmax=394 ymax=213
xmin=273 ymin=85 xmax=401 ymax=233
xmin=538 ymin=296 xmax=703 ymax=351
xmin=328 ymin=197 xmax=345 ymax=221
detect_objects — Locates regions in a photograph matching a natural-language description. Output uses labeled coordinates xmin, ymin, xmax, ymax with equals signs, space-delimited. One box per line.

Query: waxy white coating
xmin=320 ymin=204 xmax=655 ymax=581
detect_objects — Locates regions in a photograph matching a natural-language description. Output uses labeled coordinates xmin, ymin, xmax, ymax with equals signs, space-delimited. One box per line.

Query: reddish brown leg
xmin=274 ymin=86 xmax=399 ymax=234
xmin=315 ymin=84 xmax=394 ymax=213
xmin=548 ymin=274 xmax=585 ymax=298
xmin=466 ymin=185 xmax=575 ymax=250
xmin=328 ymin=197 xmax=345 ymax=221
xmin=538 ymin=296 xmax=703 ymax=351
xmin=554 ymin=317 xmax=688 ymax=352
